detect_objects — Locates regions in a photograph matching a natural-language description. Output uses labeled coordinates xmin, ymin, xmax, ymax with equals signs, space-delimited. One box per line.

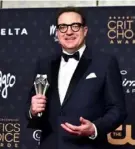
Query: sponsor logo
xmin=107 ymin=16 xmax=135 ymax=44
xmin=121 ymin=70 xmax=135 ymax=94
xmin=0 ymin=71 xmax=16 ymax=99
xmin=33 ymin=129 xmax=41 ymax=145
xmin=0 ymin=118 xmax=20 ymax=148
xmin=0 ymin=28 xmax=28 ymax=36
xmin=108 ymin=125 xmax=135 ymax=145
xmin=50 ymin=25 xmax=58 ymax=42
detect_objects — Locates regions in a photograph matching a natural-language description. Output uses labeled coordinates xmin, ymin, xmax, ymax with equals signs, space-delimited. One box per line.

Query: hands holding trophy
xmin=34 ymin=74 xmax=49 ymax=117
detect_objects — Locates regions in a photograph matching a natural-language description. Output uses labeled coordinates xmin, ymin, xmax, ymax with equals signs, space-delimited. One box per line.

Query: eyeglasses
xmin=57 ymin=23 xmax=84 ymax=33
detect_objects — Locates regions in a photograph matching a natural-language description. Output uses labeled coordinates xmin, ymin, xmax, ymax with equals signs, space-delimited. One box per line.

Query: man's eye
xmin=59 ymin=26 xmax=67 ymax=29
xmin=72 ymin=25 xmax=79 ymax=27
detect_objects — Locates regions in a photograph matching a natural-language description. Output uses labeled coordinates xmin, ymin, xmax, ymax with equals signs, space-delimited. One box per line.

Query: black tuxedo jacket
xmin=26 ymin=47 xmax=127 ymax=149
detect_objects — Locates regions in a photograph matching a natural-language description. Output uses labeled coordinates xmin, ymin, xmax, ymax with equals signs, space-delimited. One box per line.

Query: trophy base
xmin=37 ymin=112 xmax=42 ymax=117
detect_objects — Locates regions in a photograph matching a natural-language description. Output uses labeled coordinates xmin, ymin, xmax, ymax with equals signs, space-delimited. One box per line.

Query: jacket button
xmin=60 ymin=111 xmax=65 ymax=116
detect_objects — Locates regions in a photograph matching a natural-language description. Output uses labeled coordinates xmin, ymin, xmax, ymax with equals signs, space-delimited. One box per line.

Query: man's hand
xmin=61 ymin=117 xmax=95 ymax=136
xmin=30 ymin=94 xmax=47 ymax=116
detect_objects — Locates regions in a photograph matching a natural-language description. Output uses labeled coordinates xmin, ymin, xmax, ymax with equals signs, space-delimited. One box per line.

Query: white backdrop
xmin=1 ymin=0 xmax=135 ymax=8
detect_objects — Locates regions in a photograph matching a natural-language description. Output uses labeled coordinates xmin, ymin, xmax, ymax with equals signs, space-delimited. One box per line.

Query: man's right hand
xmin=30 ymin=94 xmax=47 ymax=116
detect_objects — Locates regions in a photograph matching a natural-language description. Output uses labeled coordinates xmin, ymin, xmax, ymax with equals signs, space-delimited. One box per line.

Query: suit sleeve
xmin=93 ymin=56 xmax=127 ymax=137
xmin=25 ymin=58 xmax=43 ymax=129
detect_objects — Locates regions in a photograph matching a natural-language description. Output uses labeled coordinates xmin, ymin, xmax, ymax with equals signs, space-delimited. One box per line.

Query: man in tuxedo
xmin=26 ymin=7 xmax=127 ymax=149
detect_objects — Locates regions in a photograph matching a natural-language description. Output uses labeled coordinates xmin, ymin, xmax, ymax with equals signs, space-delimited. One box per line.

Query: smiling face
xmin=56 ymin=12 xmax=88 ymax=53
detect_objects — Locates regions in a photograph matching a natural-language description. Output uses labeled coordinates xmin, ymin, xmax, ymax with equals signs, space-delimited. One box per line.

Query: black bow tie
xmin=62 ymin=51 xmax=80 ymax=62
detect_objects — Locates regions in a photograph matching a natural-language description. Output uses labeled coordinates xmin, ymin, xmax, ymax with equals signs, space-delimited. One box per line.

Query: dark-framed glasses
xmin=57 ymin=22 xmax=84 ymax=33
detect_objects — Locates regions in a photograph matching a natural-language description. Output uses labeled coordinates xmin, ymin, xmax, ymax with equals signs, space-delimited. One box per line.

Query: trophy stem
xmin=34 ymin=83 xmax=38 ymax=94
xmin=43 ymin=83 xmax=49 ymax=96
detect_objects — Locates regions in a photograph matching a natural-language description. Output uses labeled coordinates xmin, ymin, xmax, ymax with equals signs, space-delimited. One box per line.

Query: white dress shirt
xmin=58 ymin=44 xmax=86 ymax=105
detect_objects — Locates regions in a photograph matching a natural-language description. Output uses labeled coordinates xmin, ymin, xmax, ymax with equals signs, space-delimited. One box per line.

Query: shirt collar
xmin=62 ymin=44 xmax=86 ymax=59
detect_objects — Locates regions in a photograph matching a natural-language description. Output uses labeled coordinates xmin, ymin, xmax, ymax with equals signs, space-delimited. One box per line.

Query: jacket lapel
xmin=62 ymin=47 xmax=92 ymax=107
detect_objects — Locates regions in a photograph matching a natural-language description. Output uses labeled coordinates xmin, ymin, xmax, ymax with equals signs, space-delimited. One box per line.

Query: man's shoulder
xmin=38 ymin=52 xmax=60 ymax=63
xmin=91 ymin=50 xmax=119 ymax=72
xmin=92 ymin=50 xmax=117 ymax=63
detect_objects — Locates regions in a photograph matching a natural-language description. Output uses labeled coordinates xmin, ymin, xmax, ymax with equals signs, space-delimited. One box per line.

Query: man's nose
xmin=66 ymin=26 xmax=73 ymax=34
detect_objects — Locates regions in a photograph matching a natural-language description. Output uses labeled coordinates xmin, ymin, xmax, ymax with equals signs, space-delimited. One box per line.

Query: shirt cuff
xmin=88 ymin=123 xmax=98 ymax=140
xmin=29 ymin=108 xmax=33 ymax=119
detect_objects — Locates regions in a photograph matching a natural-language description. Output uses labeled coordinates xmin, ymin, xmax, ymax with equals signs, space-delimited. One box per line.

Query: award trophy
xmin=34 ymin=74 xmax=49 ymax=117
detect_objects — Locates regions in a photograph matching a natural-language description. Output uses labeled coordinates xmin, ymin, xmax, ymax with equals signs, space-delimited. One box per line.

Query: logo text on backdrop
xmin=121 ymin=70 xmax=135 ymax=94
xmin=107 ymin=16 xmax=135 ymax=44
xmin=0 ymin=118 xmax=20 ymax=148
xmin=108 ymin=125 xmax=135 ymax=145
xmin=50 ymin=25 xmax=58 ymax=42
xmin=33 ymin=129 xmax=41 ymax=145
xmin=0 ymin=71 xmax=16 ymax=99
xmin=0 ymin=28 xmax=28 ymax=36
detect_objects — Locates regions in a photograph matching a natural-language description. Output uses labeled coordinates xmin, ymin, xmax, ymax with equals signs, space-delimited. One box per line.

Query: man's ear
xmin=84 ymin=26 xmax=88 ymax=36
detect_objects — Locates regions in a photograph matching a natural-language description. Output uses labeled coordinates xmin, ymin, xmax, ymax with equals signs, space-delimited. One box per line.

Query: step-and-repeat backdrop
xmin=0 ymin=7 xmax=135 ymax=149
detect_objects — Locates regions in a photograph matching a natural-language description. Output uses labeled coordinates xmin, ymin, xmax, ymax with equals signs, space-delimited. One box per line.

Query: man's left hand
xmin=61 ymin=117 xmax=95 ymax=136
